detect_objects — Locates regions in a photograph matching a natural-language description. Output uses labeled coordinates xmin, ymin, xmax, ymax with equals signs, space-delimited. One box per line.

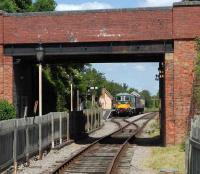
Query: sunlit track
xmin=51 ymin=113 xmax=156 ymax=174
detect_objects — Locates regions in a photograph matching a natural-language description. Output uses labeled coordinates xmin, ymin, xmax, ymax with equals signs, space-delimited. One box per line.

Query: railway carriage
xmin=113 ymin=92 xmax=145 ymax=116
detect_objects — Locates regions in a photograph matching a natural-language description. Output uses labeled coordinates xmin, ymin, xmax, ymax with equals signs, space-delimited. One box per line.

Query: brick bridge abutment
xmin=0 ymin=2 xmax=199 ymax=145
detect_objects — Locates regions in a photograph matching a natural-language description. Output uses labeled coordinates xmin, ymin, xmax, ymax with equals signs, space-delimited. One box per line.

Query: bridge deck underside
xmin=5 ymin=41 xmax=172 ymax=63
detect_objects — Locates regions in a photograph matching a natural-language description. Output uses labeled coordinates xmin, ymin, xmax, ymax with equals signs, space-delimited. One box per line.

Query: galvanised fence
xmin=186 ymin=115 xmax=200 ymax=174
xmin=0 ymin=109 xmax=103 ymax=172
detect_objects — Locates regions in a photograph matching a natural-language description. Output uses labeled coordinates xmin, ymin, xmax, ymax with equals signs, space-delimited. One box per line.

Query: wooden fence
xmin=0 ymin=109 xmax=103 ymax=172
xmin=186 ymin=115 xmax=200 ymax=174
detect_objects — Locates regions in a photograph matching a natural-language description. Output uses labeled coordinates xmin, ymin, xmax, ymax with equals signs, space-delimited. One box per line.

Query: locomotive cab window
xmin=125 ymin=96 xmax=130 ymax=101
xmin=116 ymin=96 xmax=121 ymax=101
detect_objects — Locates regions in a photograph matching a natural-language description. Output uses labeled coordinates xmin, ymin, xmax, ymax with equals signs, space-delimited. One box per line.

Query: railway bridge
xmin=0 ymin=1 xmax=200 ymax=145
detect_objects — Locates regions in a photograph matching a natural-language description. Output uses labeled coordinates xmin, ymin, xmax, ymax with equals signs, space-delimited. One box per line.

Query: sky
xmin=55 ymin=0 xmax=181 ymax=11
xmin=55 ymin=0 xmax=181 ymax=95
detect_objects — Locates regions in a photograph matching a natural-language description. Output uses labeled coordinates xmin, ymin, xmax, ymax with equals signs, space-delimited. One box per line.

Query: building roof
xmin=102 ymin=88 xmax=113 ymax=99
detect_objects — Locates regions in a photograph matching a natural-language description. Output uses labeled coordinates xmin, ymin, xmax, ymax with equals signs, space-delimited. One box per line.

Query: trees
xmin=31 ymin=0 xmax=57 ymax=12
xmin=0 ymin=0 xmax=18 ymax=12
xmin=79 ymin=67 xmax=133 ymax=97
xmin=140 ymin=90 xmax=153 ymax=108
xmin=14 ymin=0 xmax=32 ymax=12
xmin=127 ymin=88 xmax=138 ymax=94
xmin=0 ymin=0 xmax=57 ymax=12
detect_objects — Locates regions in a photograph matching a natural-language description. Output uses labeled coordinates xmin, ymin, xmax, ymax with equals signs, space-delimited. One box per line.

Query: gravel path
xmin=129 ymin=113 xmax=159 ymax=174
xmin=130 ymin=146 xmax=156 ymax=174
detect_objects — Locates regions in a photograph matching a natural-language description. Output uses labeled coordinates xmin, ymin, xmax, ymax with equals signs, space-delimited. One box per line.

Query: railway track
xmin=51 ymin=112 xmax=156 ymax=174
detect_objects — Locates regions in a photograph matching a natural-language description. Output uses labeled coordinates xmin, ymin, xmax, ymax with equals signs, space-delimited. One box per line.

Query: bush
xmin=0 ymin=99 xmax=16 ymax=121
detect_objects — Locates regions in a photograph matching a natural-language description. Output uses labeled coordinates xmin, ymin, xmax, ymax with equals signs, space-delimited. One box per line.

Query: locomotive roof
xmin=115 ymin=93 xmax=131 ymax=96
xmin=115 ymin=91 xmax=141 ymax=97
xmin=130 ymin=91 xmax=141 ymax=97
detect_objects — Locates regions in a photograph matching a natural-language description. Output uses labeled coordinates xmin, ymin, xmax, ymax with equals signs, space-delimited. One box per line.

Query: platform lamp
xmin=36 ymin=44 xmax=44 ymax=117
xmin=69 ymin=76 xmax=73 ymax=112
xmin=36 ymin=44 xmax=44 ymax=160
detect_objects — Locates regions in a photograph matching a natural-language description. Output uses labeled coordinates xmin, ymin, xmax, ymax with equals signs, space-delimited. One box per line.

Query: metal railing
xmin=0 ymin=112 xmax=69 ymax=171
xmin=186 ymin=115 xmax=200 ymax=174
xmin=83 ymin=109 xmax=103 ymax=133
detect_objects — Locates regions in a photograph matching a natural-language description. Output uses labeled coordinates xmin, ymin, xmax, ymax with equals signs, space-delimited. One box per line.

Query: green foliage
xmin=0 ymin=0 xmax=57 ymax=13
xmin=193 ymin=38 xmax=200 ymax=113
xmin=79 ymin=67 xmax=130 ymax=97
xmin=104 ymin=81 xmax=128 ymax=96
xmin=14 ymin=0 xmax=32 ymax=12
xmin=31 ymin=0 xmax=57 ymax=12
xmin=144 ymin=107 xmax=159 ymax=113
xmin=180 ymin=140 xmax=186 ymax=152
xmin=127 ymin=87 xmax=138 ymax=93
xmin=79 ymin=68 xmax=106 ymax=93
xmin=140 ymin=90 xmax=153 ymax=108
xmin=0 ymin=99 xmax=16 ymax=121
xmin=0 ymin=0 xmax=18 ymax=12
xmin=42 ymin=64 xmax=85 ymax=111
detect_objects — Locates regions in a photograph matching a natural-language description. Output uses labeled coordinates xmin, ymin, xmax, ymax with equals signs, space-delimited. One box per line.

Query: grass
xmin=146 ymin=114 xmax=160 ymax=137
xmin=145 ymin=145 xmax=185 ymax=174
xmin=144 ymin=107 xmax=159 ymax=113
xmin=148 ymin=121 xmax=160 ymax=137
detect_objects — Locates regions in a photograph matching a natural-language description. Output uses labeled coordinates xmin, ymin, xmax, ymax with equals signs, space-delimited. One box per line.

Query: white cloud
xmin=56 ymin=1 xmax=112 ymax=11
xmin=143 ymin=0 xmax=181 ymax=7
xmin=133 ymin=64 xmax=146 ymax=72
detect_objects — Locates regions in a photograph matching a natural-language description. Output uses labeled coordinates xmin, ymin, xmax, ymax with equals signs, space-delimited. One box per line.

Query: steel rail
xmin=106 ymin=112 xmax=156 ymax=174
xmin=51 ymin=112 xmax=154 ymax=174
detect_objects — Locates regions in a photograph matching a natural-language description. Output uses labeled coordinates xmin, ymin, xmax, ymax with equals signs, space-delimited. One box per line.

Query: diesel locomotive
xmin=113 ymin=92 xmax=145 ymax=116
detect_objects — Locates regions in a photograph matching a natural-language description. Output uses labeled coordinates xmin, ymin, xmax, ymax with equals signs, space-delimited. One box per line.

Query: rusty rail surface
xmin=51 ymin=112 xmax=156 ymax=174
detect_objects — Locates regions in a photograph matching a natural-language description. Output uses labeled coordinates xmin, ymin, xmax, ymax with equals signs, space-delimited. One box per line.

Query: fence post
xmin=91 ymin=110 xmax=93 ymax=131
xmin=98 ymin=110 xmax=101 ymax=127
xmin=25 ymin=118 xmax=30 ymax=165
xmin=97 ymin=110 xmax=99 ymax=128
xmin=59 ymin=112 xmax=63 ymax=145
xmin=67 ymin=112 xmax=70 ymax=141
xmin=100 ymin=110 xmax=102 ymax=127
xmin=86 ymin=110 xmax=89 ymax=132
xmin=13 ymin=119 xmax=18 ymax=174
xmin=39 ymin=116 xmax=42 ymax=160
xmin=51 ymin=113 xmax=55 ymax=148
xmin=94 ymin=109 xmax=96 ymax=129
xmin=100 ymin=109 xmax=102 ymax=126
xmin=186 ymin=139 xmax=190 ymax=174
xmin=88 ymin=110 xmax=91 ymax=131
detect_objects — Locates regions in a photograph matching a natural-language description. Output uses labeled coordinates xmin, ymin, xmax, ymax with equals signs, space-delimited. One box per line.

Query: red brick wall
xmin=173 ymin=40 xmax=196 ymax=144
xmin=0 ymin=45 xmax=13 ymax=103
xmin=173 ymin=6 xmax=200 ymax=39
xmin=164 ymin=40 xmax=196 ymax=145
xmin=164 ymin=53 xmax=175 ymax=145
xmin=3 ymin=9 xmax=172 ymax=44
xmin=0 ymin=13 xmax=3 ymax=44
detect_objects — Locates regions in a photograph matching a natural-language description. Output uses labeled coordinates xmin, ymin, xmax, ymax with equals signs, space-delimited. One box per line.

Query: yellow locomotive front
xmin=114 ymin=93 xmax=134 ymax=116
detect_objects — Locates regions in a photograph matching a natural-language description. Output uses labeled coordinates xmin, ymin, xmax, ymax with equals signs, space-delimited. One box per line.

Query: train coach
xmin=113 ymin=92 xmax=145 ymax=116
